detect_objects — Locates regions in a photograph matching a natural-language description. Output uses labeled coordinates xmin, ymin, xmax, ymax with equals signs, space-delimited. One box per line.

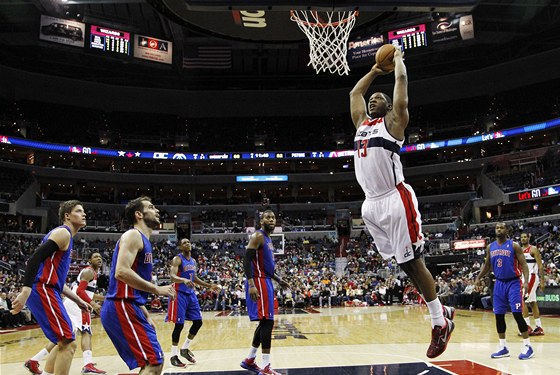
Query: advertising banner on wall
xmin=134 ymin=34 xmax=173 ymax=64
xmin=39 ymin=15 xmax=85 ymax=48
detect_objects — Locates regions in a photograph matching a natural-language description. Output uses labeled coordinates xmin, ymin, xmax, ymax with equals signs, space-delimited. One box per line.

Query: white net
xmin=290 ymin=10 xmax=358 ymax=76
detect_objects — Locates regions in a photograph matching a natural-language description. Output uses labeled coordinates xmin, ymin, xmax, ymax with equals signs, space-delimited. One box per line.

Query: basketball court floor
xmin=1 ymin=305 xmax=558 ymax=375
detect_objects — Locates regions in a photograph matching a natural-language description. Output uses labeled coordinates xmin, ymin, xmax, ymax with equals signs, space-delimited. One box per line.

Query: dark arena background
xmin=1 ymin=1 xmax=560 ymax=375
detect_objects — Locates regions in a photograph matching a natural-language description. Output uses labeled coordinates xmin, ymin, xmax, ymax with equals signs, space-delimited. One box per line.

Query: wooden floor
xmin=1 ymin=305 xmax=559 ymax=375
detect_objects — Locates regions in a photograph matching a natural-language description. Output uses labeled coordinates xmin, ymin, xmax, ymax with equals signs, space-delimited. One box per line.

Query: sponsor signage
xmin=536 ymin=287 xmax=560 ymax=313
xmin=39 ymin=15 xmax=85 ymax=48
xmin=347 ymin=34 xmax=385 ymax=66
xmin=509 ymin=185 xmax=560 ymax=202
xmin=452 ymin=239 xmax=486 ymax=250
xmin=1 ymin=117 xmax=559 ymax=161
xmin=431 ymin=14 xmax=474 ymax=44
xmin=236 ymin=175 xmax=288 ymax=182
xmin=134 ymin=34 xmax=173 ymax=64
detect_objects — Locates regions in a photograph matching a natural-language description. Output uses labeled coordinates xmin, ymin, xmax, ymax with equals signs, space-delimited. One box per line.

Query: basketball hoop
xmin=290 ymin=10 xmax=359 ymax=76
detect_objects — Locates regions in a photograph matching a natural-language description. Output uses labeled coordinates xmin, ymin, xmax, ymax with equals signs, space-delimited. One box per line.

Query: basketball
xmin=375 ymin=44 xmax=397 ymax=71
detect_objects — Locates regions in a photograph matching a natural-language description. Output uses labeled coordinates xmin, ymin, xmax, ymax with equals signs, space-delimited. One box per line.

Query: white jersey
xmin=523 ymin=246 xmax=538 ymax=274
xmin=354 ymin=116 xmax=405 ymax=199
xmin=65 ymin=266 xmax=97 ymax=332
xmin=71 ymin=266 xmax=98 ymax=298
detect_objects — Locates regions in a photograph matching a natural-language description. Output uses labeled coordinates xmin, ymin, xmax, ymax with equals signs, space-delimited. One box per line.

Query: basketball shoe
xmin=518 ymin=345 xmax=534 ymax=360
xmin=491 ymin=346 xmax=510 ymax=358
xmin=442 ymin=305 xmax=455 ymax=320
xmin=24 ymin=360 xmax=42 ymax=375
xmin=180 ymin=348 xmax=196 ymax=363
xmin=81 ymin=363 xmax=107 ymax=374
xmin=518 ymin=325 xmax=533 ymax=336
xmin=426 ymin=317 xmax=454 ymax=358
xmin=530 ymin=326 xmax=544 ymax=336
xmin=240 ymin=357 xmax=262 ymax=373
xmin=171 ymin=355 xmax=187 ymax=367
xmin=259 ymin=364 xmax=283 ymax=375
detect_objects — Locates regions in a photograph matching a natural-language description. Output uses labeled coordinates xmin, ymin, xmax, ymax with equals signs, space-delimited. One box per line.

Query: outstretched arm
xmin=388 ymin=48 xmax=409 ymax=140
xmin=350 ymin=65 xmax=391 ymax=128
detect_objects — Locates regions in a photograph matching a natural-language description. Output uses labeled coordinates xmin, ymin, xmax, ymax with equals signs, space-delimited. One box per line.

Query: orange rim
xmin=290 ymin=10 xmax=359 ymax=28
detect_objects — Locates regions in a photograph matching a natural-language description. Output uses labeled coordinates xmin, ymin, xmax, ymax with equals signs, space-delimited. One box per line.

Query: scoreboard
xmin=90 ymin=25 xmax=130 ymax=56
xmin=388 ymin=24 xmax=428 ymax=51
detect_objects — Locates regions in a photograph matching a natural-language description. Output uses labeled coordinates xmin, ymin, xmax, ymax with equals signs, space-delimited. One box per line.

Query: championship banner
xmin=431 ymin=14 xmax=474 ymax=45
xmin=134 ymin=35 xmax=173 ymax=64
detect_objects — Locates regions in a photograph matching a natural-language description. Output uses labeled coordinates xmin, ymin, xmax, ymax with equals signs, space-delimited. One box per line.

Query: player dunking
xmin=167 ymin=238 xmax=221 ymax=367
xmin=240 ymin=209 xmax=290 ymax=375
xmin=519 ymin=232 xmax=546 ymax=336
xmin=25 ymin=252 xmax=107 ymax=375
xmin=475 ymin=222 xmax=534 ymax=360
xmin=11 ymin=200 xmax=92 ymax=375
xmin=100 ymin=197 xmax=176 ymax=375
xmin=349 ymin=48 xmax=454 ymax=358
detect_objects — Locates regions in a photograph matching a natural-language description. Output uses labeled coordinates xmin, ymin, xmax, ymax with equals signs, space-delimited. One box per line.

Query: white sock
xmin=248 ymin=346 xmax=258 ymax=359
xmin=181 ymin=338 xmax=192 ymax=350
xmin=171 ymin=345 xmax=178 ymax=356
xmin=523 ymin=338 xmax=531 ymax=346
xmin=32 ymin=348 xmax=50 ymax=361
xmin=535 ymin=318 xmax=542 ymax=328
xmin=524 ymin=317 xmax=531 ymax=325
xmin=426 ymin=298 xmax=445 ymax=328
xmin=262 ymin=353 xmax=270 ymax=368
xmin=83 ymin=350 xmax=92 ymax=366
xmin=499 ymin=338 xmax=506 ymax=348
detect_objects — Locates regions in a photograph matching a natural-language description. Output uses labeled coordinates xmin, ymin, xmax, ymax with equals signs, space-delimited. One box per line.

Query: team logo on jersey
xmin=403 ymin=246 xmax=412 ymax=259
xmin=268 ymin=243 xmax=274 ymax=251
xmin=144 ymin=252 xmax=153 ymax=264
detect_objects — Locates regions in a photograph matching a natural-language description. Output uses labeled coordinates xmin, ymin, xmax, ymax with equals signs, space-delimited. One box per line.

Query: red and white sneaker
xmin=426 ymin=317 xmax=455 ymax=359
xmin=442 ymin=305 xmax=455 ymax=321
xmin=240 ymin=357 xmax=262 ymax=374
xmin=530 ymin=326 xmax=545 ymax=336
xmin=518 ymin=325 xmax=533 ymax=337
xmin=259 ymin=364 xmax=283 ymax=375
xmin=81 ymin=363 xmax=107 ymax=374
xmin=24 ymin=360 xmax=42 ymax=375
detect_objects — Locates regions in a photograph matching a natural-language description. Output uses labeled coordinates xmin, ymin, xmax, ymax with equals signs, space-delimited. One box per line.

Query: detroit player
xmin=519 ymin=232 xmax=546 ymax=335
xmin=100 ymin=197 xmax=175 ymax=375
xmin=349 ymin=48 xmax=454 ymax=358
xmin=475 ymin=222 xmax=533 ymax=360
xmin=240 ymin=209 xmax=290 ymax=375
xmin=11 ymin=200 xmax=91 ymax=375
xmin=25 ymin=252 xmax=106 ymax=375
xmin=166 ymin=238 xmax=221 ymax=367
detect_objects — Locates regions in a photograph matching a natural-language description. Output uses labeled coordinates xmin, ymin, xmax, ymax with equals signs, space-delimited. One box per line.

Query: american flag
xmin=183 ymin=45 xmax=232 ymax=69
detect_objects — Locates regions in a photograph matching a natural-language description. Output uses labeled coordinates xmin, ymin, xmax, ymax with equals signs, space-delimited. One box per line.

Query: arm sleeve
xmin=23 ymin=239 xmax=59 ymax=287
xmin=76 ymin=280 xmax=92 ymax=303
xmin=244 ymin=248 xmax=256 ymax=280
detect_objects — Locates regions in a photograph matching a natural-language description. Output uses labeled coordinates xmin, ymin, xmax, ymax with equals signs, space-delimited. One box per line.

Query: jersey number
xmin=358 ymin=139 xmax=368 ymax=158
xmin=497 ymin=259 xmax=502 ymax=268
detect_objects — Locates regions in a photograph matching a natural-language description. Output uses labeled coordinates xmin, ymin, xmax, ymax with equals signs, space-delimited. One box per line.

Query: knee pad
xmin=189 ymin=320 xmax=203 ymax=336
xmin=172 ymin=323 xmax=184 ymax=344
xmin=495 ymin=314 xmax=506 ymax=333
xmin=259 ymin=319 xmax=274 ymax=349
xmin=513 ymin=312 xmax=528 ymax=332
